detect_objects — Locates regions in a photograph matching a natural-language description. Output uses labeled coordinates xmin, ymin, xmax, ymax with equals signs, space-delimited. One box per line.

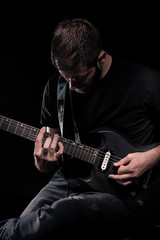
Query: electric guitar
xmin=0 ymin=114 xmax=160 ymax=214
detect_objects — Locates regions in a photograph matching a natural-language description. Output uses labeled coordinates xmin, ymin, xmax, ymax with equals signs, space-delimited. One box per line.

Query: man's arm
xmin=34 ymin=127 xmax=64 ymax=173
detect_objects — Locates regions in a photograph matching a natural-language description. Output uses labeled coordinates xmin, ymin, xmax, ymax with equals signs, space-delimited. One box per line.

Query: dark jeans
xmin=0 ymin=171 xmax=131 ymax=240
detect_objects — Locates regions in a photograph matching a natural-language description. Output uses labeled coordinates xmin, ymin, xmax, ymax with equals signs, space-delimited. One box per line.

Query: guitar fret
xmin=16 ymin=122 xmax=26 ymax=137
xmin=66 ymin=140 xmax=74 ymax=155
xmin=8 ymin=120 xmax=18 ymax=134
xmin=23 ymin=126 xmax=32 ymax=139
xmin=29 ymin=127 xmax=39 ymax=141
xmin=0 ymin=117 xmax=11 ymax=131
xmin=6 ymin=118 xmax=11 ymax=131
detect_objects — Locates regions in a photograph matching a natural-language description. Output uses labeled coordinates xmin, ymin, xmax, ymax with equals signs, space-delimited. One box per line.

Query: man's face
xmin=59 ymin=64 xmax=101 ymax=94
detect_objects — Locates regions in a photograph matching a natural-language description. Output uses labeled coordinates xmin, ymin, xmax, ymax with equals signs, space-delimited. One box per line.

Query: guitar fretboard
xmin=0 ymin=115 xmax=39 ymax=141
xmin=0 ymin=115 xmax=102 ymax=165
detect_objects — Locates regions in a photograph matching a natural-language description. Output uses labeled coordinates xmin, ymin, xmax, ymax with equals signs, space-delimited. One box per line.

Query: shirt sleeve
xmin=40 ymin=75 xmax=60 ymax=129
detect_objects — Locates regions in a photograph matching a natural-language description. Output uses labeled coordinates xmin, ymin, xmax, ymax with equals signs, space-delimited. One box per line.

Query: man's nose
xmin=69 ymin=81 xmax=76 ymax=91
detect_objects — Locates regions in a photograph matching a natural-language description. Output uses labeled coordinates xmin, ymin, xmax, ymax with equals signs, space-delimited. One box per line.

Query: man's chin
xmin=75 ymin=88 xmax=88 ymax=94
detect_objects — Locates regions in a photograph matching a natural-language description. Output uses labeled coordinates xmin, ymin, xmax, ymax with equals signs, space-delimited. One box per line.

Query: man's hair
xmin=51 ymin=18 xmax=102 ymax=71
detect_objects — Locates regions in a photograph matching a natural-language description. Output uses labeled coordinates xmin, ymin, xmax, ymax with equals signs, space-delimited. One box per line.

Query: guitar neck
xmin=0 ymin=115 xmax=100 ymax=165
xmin=0 ymin=115 xmax=39 ymax=141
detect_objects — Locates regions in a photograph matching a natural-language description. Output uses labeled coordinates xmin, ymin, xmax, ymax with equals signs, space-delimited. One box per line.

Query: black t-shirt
xmin=40 ymin=55 xmax=160 ymax=176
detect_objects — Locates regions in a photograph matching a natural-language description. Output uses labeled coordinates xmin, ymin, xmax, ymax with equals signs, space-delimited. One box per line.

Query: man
xmin=0 ymin=18 xmax=160 ymax=239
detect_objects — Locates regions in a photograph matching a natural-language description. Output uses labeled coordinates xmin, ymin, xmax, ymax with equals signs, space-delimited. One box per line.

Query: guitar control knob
xmin=130 ymin=191 xmax=136 ymax=197
xmin=137 ymin=199 xmax=144 ymax=207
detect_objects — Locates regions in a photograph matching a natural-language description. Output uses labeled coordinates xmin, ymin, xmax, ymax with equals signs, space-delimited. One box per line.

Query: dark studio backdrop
xmin=0 ymin=3 xmax=160 ymax=221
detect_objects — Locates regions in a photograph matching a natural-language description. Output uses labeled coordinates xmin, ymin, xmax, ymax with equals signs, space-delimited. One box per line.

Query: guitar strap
xmin=57 ymin=77 xmax=67 ymax=137
xmin=57 ymin=76 xmax=81 ymax=143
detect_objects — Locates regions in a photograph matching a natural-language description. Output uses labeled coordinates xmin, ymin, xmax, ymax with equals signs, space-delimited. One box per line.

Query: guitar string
xmin=0 ymin=118 xmax=122 ymax=164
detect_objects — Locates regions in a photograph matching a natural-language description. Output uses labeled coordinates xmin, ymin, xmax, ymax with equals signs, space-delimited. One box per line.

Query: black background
xmin=1 ymin=3 xmax=160 ymax=220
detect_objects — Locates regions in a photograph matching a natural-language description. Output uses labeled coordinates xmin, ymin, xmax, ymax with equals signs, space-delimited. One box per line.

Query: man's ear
xmin=97 ymin=50 xmax=107 ymax=68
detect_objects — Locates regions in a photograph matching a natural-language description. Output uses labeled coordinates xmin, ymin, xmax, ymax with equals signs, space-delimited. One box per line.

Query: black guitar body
xmin=83 ymin=128 xmax=160 ymax=219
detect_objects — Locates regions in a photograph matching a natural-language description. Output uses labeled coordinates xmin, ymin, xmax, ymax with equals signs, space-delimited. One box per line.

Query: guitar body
xmin=82 ymin=128 xmax=160 ymax=215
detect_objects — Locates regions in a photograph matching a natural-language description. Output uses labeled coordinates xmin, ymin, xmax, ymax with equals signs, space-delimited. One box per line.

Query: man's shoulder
xmin=47 ymin=73 xmax=60 ymax=86
xmin=43 ymin=73 xmax=61 ymax=93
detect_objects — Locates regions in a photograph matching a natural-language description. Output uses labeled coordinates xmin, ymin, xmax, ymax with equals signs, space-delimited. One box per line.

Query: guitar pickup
xmin=101 ymin=150 xmax=111 ymax=171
